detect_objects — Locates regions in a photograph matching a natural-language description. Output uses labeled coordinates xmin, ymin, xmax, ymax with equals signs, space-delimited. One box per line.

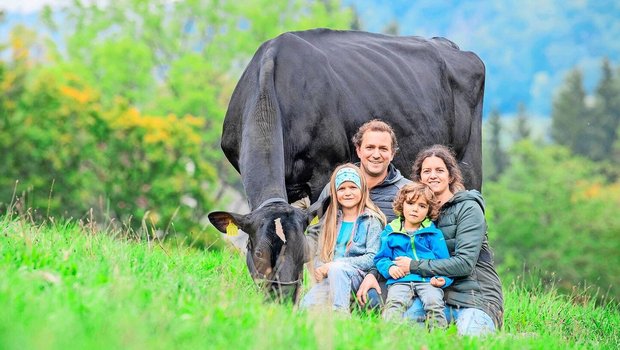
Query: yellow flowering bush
xmin=0 ymin=59 xmax=221 ymax=246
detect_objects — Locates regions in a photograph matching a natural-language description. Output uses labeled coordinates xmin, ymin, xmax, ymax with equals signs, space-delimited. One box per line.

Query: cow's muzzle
xmin=246 ymin=239 xmax=302 ymax=304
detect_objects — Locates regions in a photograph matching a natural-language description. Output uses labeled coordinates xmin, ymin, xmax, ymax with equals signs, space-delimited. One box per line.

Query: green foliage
xmin=590 ymin=58 xmax=620 ymax=162
xmin=551 ymin=60 xmax=620 ymax=162
xmin=0 ymin=29 xmax=220 ymax=240
xmin=484 ymin=140 xmax=620 ymax=302
xmin=382 ymin=20 xmax=400 ymax=35
xmin=513 ymin=102 xmax=531 ymax=142
xmin=483 ymin=107 xmax=508 ymax=181
xmin=50 ymin=0 xmax=352 ymax=114
xmin=551 ymin=69 xmax=587 ymax=155
xmin=1 ymin=1 xmax=353 ymax=243
xmin=2 ymin=217 xmax=619 ymax=349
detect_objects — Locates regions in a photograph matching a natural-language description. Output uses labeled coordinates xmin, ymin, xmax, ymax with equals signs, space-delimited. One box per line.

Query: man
xmin=306 ymin=119 xmax=410 ymax=309
xmin=351 ymin=119 xmax=410 ymax=222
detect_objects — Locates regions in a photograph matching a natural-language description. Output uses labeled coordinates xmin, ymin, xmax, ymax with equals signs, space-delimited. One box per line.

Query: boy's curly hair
xmin=392 ymin=182 xmax=439 ymax=221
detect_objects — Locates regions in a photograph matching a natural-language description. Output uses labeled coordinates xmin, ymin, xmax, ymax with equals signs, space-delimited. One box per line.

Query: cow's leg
xmin=458 ymin=125 xmax=482 ymax=191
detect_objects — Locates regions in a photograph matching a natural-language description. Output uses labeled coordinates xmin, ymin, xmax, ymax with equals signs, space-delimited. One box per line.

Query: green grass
xmin=1 ymin=216 xmax=618 ymax=349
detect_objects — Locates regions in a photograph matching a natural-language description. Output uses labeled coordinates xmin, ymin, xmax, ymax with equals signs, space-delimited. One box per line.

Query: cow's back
xmin=222 ymin=29 xmax=485 ymax=204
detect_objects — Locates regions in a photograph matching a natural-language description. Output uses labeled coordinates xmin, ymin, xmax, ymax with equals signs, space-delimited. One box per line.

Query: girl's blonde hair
xmin=392 ymin=182 xmax=440 ymax=221
xmin=318 ymin=163 xmax=386 ymax=262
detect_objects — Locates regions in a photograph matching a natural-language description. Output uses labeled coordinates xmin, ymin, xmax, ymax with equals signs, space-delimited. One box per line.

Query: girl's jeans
xmin=300 ymin=261 xmax=364 ymax=313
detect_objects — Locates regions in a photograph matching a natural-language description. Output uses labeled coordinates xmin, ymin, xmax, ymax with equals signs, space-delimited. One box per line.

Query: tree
xmin=382 ymin=19 xmax=400 ymax=35
xmin=349 ymin=5 xmax=363 ymax=30
xmin=551 ymin=69 xmax=588 ymax=156
xmin=485 ymin=141 xmax=620 ymax=301
xmin=589 ymin=58 xmax=620 ymax=161
xmin=43 ymin=0 xmax=352 ymax=114
xmin=2 ymin=0 xmax=353 ymax=236
xmin=484 ymin=108 xmax=507 ymax=181
xmin=514 ymin=102 xmax=531 ymax=142
xmin=42 ymin=0 xmax=352 ymax=188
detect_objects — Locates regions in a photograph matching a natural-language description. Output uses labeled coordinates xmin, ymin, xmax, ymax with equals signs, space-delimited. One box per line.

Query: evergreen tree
xmin=514 ymin=102 xmax=531 ymax=142
xmin=551 ymin=69 xmax=588 ymax=156
xmin=590 ymin=58 xmax=620 ymax=161
xmin=382 ymin=19 xmax=400 ymax=35
xmin=486 ymin=108 xmax=507 ymax=181
xmin=350 ymin=6 xmax=363 ymax=30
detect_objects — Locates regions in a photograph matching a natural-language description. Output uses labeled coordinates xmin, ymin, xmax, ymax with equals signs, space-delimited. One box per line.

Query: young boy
xmin=374 ymin=182 xmax=452 ymax=328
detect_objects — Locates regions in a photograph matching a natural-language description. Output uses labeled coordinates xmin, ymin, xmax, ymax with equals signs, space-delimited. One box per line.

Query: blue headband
xmin=335 ymin=167 xmax=362 ymax=190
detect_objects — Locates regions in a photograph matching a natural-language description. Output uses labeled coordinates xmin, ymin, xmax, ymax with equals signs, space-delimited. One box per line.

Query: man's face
xmin=355 ymin=130 xmax=394 ymax=180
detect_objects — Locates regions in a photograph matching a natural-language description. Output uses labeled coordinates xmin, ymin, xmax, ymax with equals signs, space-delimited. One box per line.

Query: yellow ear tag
xmin=310 ymin=216 xmax=319 ymax=226
xmin=226 ymin=222 xmax=239 ymax=236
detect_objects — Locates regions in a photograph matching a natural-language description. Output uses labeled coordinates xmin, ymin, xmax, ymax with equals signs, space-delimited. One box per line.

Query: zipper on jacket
xmin=410 ymin=233 xmax=419 ymax=261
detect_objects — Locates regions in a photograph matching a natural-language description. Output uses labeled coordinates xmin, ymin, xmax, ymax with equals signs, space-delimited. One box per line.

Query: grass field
xmin=1 ymin=216 xmax=618 ymax=349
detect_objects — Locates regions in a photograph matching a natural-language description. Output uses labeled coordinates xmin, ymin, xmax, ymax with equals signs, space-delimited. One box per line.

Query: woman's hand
xmin=394 ymin=256 xmax=412 ymax=275
xmin=356 ymin=273 xmax=380 ymax=306
xmin=430 ymin=277 xmax=446 ymax=287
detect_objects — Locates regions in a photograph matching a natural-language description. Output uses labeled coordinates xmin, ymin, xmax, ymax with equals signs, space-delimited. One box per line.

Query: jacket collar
xmin=388 ymin=217 xmax=434 ymax=235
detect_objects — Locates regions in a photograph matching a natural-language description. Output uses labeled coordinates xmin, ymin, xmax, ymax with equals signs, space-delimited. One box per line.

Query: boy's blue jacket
xmin=374 ymin=218 xmax=453 ymax=287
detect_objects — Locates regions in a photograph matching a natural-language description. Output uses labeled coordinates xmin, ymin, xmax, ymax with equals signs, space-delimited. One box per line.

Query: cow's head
xmin=208 ymin=200 xmax=323 ymax=303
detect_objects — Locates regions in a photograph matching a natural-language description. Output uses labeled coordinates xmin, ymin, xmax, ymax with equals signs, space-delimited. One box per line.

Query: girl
xmin=300 ymin=163 xmax=386 ymax=313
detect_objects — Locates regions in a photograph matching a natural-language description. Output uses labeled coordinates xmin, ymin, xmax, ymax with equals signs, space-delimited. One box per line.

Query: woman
xmin=358 ymin=145 xmax=503 ymax=335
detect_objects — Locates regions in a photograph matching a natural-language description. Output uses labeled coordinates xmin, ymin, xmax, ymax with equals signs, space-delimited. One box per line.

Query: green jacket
xmin=409 ymin=190 xmax=504 ymax=329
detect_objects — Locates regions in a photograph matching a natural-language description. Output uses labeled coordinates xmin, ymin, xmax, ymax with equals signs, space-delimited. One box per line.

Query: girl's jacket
xmin=374 ymin=218 xmax=453 ymax=287
xmin=313 ymin=208 xmax=384 ymax=272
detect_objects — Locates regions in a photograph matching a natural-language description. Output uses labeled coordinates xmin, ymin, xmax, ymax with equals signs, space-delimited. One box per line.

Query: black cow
xmin=208 ymin=28 xmax=485 ymax=303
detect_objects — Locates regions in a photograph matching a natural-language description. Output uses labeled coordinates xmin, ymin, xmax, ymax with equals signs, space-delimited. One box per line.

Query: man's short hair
xmin=352 ymin=119 xmax=399 ymax=154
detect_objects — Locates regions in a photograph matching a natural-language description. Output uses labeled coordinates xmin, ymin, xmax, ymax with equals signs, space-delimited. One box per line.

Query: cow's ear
xmin=208 ymin=211 xmax=248 ymax=235
xmin=306 ymin=195 xmax=330 ymax=225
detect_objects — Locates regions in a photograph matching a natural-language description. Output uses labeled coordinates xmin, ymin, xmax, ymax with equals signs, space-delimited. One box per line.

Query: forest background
xmin=1 ymin=0 xmax=619 ymax=305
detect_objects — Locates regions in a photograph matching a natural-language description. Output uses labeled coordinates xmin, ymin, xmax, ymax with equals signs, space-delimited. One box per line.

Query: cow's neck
xmin=239 ymin=96 xmax=288 ymax=210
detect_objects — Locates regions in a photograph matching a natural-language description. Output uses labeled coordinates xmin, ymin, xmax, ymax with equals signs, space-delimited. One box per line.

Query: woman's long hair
xmin=411 ymin=144 xmax=465 ymax=194
xmin=318 ymin=163 xmax=386 ymax=262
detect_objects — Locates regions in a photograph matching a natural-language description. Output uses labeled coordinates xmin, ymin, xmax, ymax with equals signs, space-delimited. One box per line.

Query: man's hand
xmin=394 ymin=256 xmax=412 ymax=275
xmin=430 ymin=277 xmax=445 ymax=288
xmin=388 ymin=265 xmax=405 ymax=279
xmin=356 ymin=273 xmax=381 ymax=306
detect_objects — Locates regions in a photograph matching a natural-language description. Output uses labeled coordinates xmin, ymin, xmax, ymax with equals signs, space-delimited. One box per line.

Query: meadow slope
xmin=1 ymin=217 xmax=618 ymax=349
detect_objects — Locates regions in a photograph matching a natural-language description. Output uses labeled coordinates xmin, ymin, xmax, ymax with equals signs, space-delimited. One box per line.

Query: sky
xmin=0 ymin=0 xmax=71 ymax=14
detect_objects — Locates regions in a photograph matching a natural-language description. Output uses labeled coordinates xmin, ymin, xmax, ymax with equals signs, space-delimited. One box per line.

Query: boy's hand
xmin=389 ymin=265 xmax=405 ymax=279
xmin=430 ymin=277 xmax=445 ymax=287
